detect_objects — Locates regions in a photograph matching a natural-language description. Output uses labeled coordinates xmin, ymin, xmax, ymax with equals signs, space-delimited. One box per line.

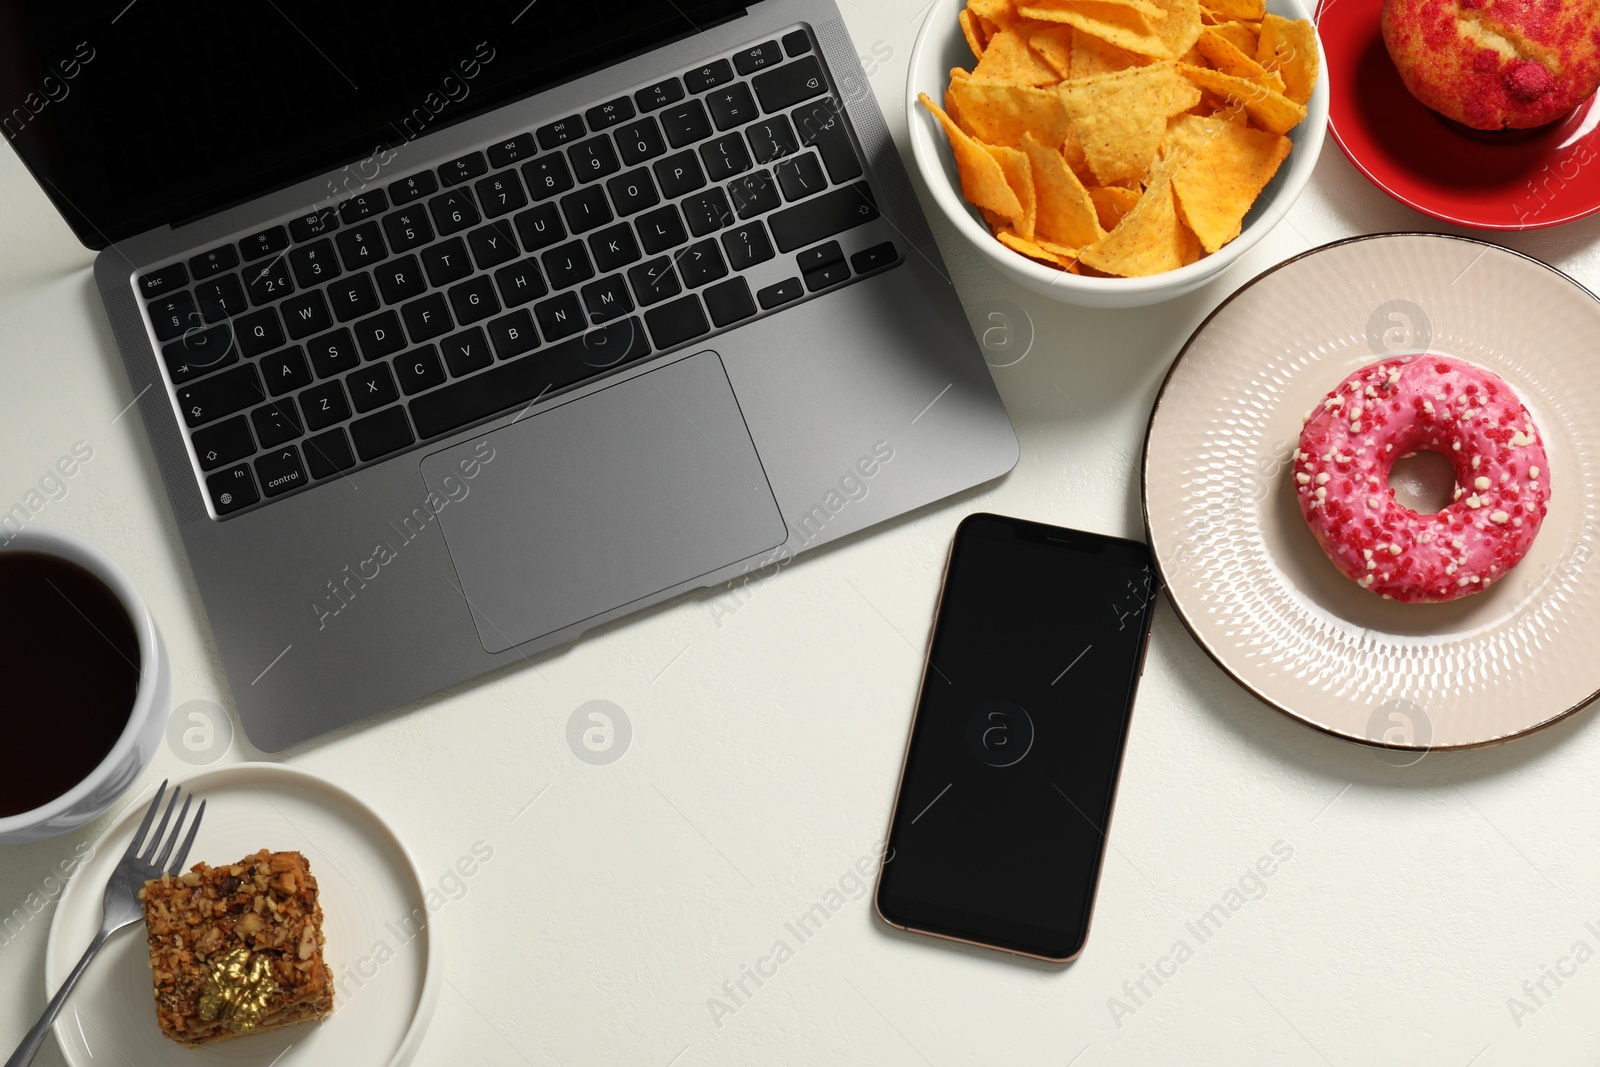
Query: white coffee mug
xmin=0 ymin=525 xmax=169 ymax=845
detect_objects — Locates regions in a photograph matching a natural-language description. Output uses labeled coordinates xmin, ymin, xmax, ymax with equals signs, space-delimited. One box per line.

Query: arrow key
xmin=191 ymin=415 xmax=255 ymax=471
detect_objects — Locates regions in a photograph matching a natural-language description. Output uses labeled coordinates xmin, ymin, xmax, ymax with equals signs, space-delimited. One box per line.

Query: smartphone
xmin=874 ymin=513 xmax=1159 ymax=962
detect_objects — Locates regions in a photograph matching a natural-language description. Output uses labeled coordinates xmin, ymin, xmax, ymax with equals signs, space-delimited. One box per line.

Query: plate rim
xmin=43 ymin=760 xmax=441 ymax=1067
xmin=1140 ymin=231 xmax=1600 ymax=750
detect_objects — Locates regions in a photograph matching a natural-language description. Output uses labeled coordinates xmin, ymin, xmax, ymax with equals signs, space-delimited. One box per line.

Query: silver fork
xmin=5 ymin=780 xmax=206 ymax=1067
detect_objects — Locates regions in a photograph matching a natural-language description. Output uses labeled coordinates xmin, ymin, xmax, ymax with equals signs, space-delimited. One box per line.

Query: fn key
xmin=206 ymin=463 xmax=259 ymax=516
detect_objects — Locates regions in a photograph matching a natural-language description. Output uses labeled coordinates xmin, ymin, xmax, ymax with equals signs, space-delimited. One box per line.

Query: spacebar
xmin=409 ymin=317 xmax=651 ymax=439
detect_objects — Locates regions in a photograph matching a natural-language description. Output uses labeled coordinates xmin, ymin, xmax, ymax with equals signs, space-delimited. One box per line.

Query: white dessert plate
xmin=1143 ymin=233 xmax=1600 ymax=749
xmin=45 ymin=762 xmax=438 ymax=1066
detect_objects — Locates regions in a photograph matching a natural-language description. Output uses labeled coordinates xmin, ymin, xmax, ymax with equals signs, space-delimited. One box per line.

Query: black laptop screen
xmin=0 ymin=0 xmax=747 ymax=249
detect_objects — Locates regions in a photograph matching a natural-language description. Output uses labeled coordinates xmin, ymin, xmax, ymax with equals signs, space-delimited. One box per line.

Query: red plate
xmin=1318 ymin=0 xmax=1600 ymax=230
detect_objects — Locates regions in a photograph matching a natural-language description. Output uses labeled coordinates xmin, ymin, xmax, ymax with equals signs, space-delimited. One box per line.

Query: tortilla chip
xmin=1089 ymin=184 xmax=1141 ymax=229
xmin=1148 ymin=0 xmax=1204 ymax=63
xmin=986 ymin=142 xmax=1039 ymax=238
xmin=1196 ymin=27 xmax=1286 ymax=93
xmin=1177 ymin=65 xmax=1306 ymax=134
xmin=1028 ymin=25 xmax=1076 ymax=77
xmin=1020 ymin=131 xmax=1104 ymax=247
xmin=1201 ymin=0 xmax=1264 ymax=19
xmin=1079 ymin=176 xmax=1186 ymax=276
xmin=970 ymin=0 xmax=1022 ymax=28
xmin=1070 ymin=26 xmax=1149 ymax=75
xmin=1177 ymin=219 xmax=1205 ymax=264
xmin=1210 ymin=19 xmax=1258 ymax=55
xmin=1167 ymin=117 xmax=1292 ymax=251
xmin=997 ymin=229 xmax=1076 ymax=266
xmin=1257 ymin=13 xmax=1319 ymax=105
xmin=918 ymin=93 xmax=1024 ymax=220
xmin=960 ymin=8 xmax=989 ymax=60
xmin=1059 ymin=63 xmax=1201 ymax=184
xmin=947 ymin=78 xmax=1071 ymax=146
xmin=973 ymin=28 xmax=1067 ymax=85
xmin=1018 ymin=0 xmax=1173 ymax=59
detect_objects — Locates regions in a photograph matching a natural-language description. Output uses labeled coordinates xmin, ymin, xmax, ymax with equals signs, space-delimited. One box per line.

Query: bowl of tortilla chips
xmin=908 ymin=0 xmax=1327 ymax=307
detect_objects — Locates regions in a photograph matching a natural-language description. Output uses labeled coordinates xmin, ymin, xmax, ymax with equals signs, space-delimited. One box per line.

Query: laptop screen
xmin=0 ymin=0 xmax=748 ymax=249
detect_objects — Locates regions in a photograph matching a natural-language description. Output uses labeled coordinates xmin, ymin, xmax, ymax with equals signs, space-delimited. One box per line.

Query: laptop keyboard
xmin=136 ymin=26 xmax=902 ymax=520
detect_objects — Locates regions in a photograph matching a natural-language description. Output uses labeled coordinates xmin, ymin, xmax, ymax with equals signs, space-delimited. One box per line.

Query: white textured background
xmin=6 ymin=1 xmax=1600 ymax=1064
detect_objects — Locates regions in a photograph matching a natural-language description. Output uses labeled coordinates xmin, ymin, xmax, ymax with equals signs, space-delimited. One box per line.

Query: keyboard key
xmin=236 ymin=307 xmax=286 ymax=357
xmin=190 ymin=245 xmax=239 ymax=280
xmin=538 ymin=115 xmax=585 ymax=149
xmin=288 ymin=239 xmax=343 ymax=287
xmin=149 ymin=292 xmax=200 ymax=342
xmin=792 ymin=99 xmax=863 ymax=182
xmin=569 ymin=136 xmax=621 ymax=183
xmin=304 ymin=429 xmax=356 ymax=478
xmin=522 ymin=155 xmax=575 ymax=201
xmin=746 ymin=116 xmax=798 ymax=164
xmin=245 ymin=258 xmax=294 ymax=305
xmin=422 ymin=238 xmax=473 ymax=287
xmin=654 ymin=151 xmax=706 ymax=199
xmin=338 ymin=190 xmax=389 ymax=224
xmin=684 ymin=59 xmax=733 ymax=94
xmin=307 ymin=328 xmax=360 ymax=378
xmin=644 ymin=294 xmax=710 ymax=348
xmin=299 ymin=379 xmax=351 ymax=430
xmin=382 ymin=207 xmax=435 ymax=253
xmin=376 ymin=255 xmax=427 ymax=304
xmin=347 ymin=363 xmax=400 ymax=412
xmin=703 ymin=277 xmax=756 ymax=327
xmin=561 ymin=185 xmax=613 ymax=234
xmin=635 ymin=78 xmax=685 ymax=112
xmin=476 ymin=171 xmax=529 ymax=219
xmin=851 ymin=240 xmax=899 ymax=274
xmin=776 ymin=153 xmax=827 ymax=201
xmin=782 ymin=28 xmax=812 ymax=56
xmin=429 ymin=189 xmax=480 ymax=236
xmin=350 ymin=406 xmax=415 ymax=461
xmin=195 ymin=275 xmax=247 ymax=322
xmin=722 ymin=221 xmax=775 ymax=270
xmin=683 ymin=189 xmax=734 ymax=236
xmin=402 ymin=292 xmax=453 ymax=342
xmin=394 ymin=345 xmax=446 ymax=395
xmin=768 ymin=182 xmax=877 ymax=252
xmin=542 ymin=241 xmax=594 ymax=290
xmin=440 ymin=327 xmax=493 ymax=376
xmin=706 ymin=83 xmax=758 ymax=130
xmin=734 ymin=40 xmax=783 ymax=75
xmin=534 ymin=291 xmax=586 ymax=341
xmin=354 ymin=310 xmax=406 ymax=360
xmin=240 ymin=226 xmax=288 ymax=261
xmin=728 ymin=170 xmax=780 ymax=219
xmin=494 ymin=259 xmax=549 ymax=306
xmin=410 ymin=317 xmax=650 ymax=438
xmin=805 ymin=260 xmax=850 ymax=291
xmin=636 ymin=205 xmax=688 ymax=255
xmin=754 ymin=56 xmax=827 ymax=113
xmin=327 ymin=273 xmax=380 ymax=321
xmin=700 ymin=133 xmax=752 ymax=181
xmin=192 ymin=415 xmax=254 ymax=471
xmin=468 ymin=220 xmax=520 ymax=269
xmin=178 ymin=364 xmax=264 ymax=427
xmin=261 ymin=345 xmax=312 ymax=395
xmin=757 ymin=277 xmax=803 ymax=308
xmin=586 ymin=97 xmax=635 ymax=129
xmin=513 ymin=203 xmax=566 ymax=252
xmin=487 ymin=132 xmax=537 ymax=169
xmin=676 ymin=239 xmax=728 ymax=287
xmin=282 ymin=291 xmax=332 ymax=339
xmin=589 ymin=224 xmax=642 ymax=273
xmin=140 ymin=262 xmax=187 ymax=299
xmin=162 ymin=325 xmax=237 ymax=382
xmin=660 ymin=100 xmax=712 ymax=148
xmin=389 ymin=171 xmax=439 ymax=206
xmin=206 ymin=462 xmax=259 ymax=515
xmin=607 ymin=169 xmax=659 ymax=216
xmin=252 ymin=402 xmax=303 ymax=448
xmin=288 ymin=207 xmax=340 ymax=243
xmin=448 ymin=276 xmax=501 ymax=326
xmin=336 ymin=220 xmax=388 ymax=270
xmin=255 ymin=445 xmax=308 ymax=497
xmin=440 ymin=151 xmax=488 ymax=186
xmin=628 ymin=257 xmax=681 ymax=306
xmin=616 ymin=117 xmax=668 ymax=166
xmin=581 ymin=275 xmax=634 ymax=323
xmin=797 ymin=241 xmax=844 ymax=273
xmin=487 ymin=309 xmax=539 ymax=359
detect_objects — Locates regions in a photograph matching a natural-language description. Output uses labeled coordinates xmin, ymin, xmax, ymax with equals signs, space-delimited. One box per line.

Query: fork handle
xmin=5 ymin=928 xmax=110 ymax=1067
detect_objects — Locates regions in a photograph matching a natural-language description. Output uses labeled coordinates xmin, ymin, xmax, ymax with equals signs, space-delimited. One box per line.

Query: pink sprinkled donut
xmin=1293 ymin=355 xmax=1550 ymax=603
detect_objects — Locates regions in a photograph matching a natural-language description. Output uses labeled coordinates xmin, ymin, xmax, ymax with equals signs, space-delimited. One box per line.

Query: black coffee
xmin=0 ymin=552 xmax=141 ymax=818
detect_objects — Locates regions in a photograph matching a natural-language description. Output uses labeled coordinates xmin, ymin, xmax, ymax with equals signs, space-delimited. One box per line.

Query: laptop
xmin=3 ymin=0 xmax=1017 ymax=750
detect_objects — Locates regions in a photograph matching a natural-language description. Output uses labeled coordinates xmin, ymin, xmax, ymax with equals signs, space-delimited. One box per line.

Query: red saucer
xmin=1317 ymin=0 xmax=1600 ymax=230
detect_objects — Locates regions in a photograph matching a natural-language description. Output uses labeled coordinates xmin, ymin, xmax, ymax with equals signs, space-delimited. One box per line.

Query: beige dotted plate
xmin=1142 ymin=234 xmax=1600 ymax=749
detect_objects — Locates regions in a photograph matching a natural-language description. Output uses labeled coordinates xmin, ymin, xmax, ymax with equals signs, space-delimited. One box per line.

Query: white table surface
xmin=7 ymin=4 xmax=1600 ymax=1064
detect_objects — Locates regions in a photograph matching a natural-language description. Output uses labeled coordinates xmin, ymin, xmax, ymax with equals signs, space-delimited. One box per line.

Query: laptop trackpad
xmin=420 ymin=351 xmax=786 ymax=654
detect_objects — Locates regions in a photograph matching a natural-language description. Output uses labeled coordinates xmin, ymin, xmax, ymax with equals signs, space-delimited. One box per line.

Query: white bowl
xmin=905 ymin=0 xmax=1330 ymax=308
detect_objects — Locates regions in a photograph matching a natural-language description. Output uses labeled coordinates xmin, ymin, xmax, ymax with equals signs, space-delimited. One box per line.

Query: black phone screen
xmin=876 ymin=513 xmax=1158 ymax=960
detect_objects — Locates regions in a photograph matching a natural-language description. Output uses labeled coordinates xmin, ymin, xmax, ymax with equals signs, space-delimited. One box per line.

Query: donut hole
xmin=1388 ymin=450 xmax=1458 ymax=513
